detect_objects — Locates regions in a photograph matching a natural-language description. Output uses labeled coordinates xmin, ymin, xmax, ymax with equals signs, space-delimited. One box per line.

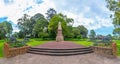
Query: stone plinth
xmin=56 ymin=22 xmax=64 ymax=42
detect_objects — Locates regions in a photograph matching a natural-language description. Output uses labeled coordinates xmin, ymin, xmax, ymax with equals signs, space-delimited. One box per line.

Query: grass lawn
xmin=0 ymin=40 xmax=5 ymax=58
xmin=72 ymin=40 xmax=93 ymax=47
xmin=114 ymin=40 xmax=120 ymax=56
xmin=26 ymin=39 xmax=48 ymax=46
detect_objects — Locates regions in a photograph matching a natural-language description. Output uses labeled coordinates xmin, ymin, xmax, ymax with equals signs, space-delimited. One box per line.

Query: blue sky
xmin=0 ymin=0 xmax=114 ymax=35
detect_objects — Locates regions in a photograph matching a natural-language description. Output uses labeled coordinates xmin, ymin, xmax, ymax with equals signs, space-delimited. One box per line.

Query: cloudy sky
xmin=0 ymin=0 xmax=114 ymax=35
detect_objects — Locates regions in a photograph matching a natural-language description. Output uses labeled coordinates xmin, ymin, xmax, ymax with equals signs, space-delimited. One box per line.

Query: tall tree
xmin=46 ymin=8 xmax=57 ymax=20
xmin=0 ymin=23 xmax=6 ymax=39
xmin=113 ymin=28 xmax=120 ymax=39
xmin=48 ymin=13 xmax=68 ymax=38
xmin=0 ymin=21 xmax=13 ymax=39
xmin=17 ymin=14 xmax=32 ymax=37
xmin=77 ymin=25 xmax=88 ymax=38
xmin=2 ymin=21 xmax=13 ymax=37
xmin=33 ymin=14 xmax=48 ymax=38
xmin=66 ymin=18 xmax=74 ymax=26
xmin=89 ymin=30 xmax=96 ymax=41
xmin=73 ymin=27 xmax=81 ymax=38
xmin=106 ymin=0 xmax=120 ymax=38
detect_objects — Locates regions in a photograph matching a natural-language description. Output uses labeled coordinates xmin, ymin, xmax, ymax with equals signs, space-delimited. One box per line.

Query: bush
xmin=38 ymin=32 xmax=49 ymax=38
xmin=8 ymin=36 xmax=28 ymax=48
xmin=93 ymin=36 xmax=112 ymax=46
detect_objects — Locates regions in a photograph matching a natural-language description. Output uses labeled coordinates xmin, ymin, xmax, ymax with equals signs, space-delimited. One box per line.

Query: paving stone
xmin=0 ymin=53 xmax=120 ymax=64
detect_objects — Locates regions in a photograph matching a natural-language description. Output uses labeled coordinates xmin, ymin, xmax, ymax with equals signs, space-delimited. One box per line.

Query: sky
xmin=0 ymin=0 xmax=114 ymax=35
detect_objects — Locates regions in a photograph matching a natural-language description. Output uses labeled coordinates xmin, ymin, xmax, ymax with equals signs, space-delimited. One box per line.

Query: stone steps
xmin=27 ymin=47 xmax=94 ymax=56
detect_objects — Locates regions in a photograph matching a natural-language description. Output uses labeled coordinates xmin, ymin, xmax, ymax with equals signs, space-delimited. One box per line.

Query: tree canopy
xmin=0 ymin=21 xmax=13 ymax=39
xmin=16 ymin=8 xmax=88 ymax=39
xmin=106 ymin=0 xmax=120 ymax=39
xmin=48 ymin=13 xmax=68 ymax=38
xmin=89 ymin=30 xmax=96 ymax=41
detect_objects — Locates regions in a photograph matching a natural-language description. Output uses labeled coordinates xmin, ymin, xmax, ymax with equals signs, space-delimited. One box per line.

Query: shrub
xmin=93 ymin=36 xmax=112 ymax=46
xmin=8 ymin=36 xmax=28 ymax=48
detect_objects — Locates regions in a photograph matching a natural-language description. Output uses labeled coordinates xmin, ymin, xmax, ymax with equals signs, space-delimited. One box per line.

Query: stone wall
xmin=4 ymin=43 xmax=31 ymax=58
xmin=92 ymin=42 xmax=117 ymax=58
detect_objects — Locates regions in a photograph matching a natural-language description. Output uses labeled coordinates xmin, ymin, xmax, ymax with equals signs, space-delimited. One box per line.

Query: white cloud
xmin=0 ymin=0 xmax=56 ymax=24
xmin=61 ymin=10 xmax=113 ymax=30
xmin=0 ymin=0 xmax=56 ymax=32
xmin=0 ymin=0 xmax=113 ymax=33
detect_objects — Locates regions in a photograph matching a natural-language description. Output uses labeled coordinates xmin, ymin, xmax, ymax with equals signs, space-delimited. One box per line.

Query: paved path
xmin=0 ymin=53 xmax=120 ymax=64
xmin=35 ymin=41 xmax=86 ymax=49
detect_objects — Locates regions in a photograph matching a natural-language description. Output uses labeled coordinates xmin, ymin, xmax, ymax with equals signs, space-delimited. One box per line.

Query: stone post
xmin=112 ymin=42 xmax=117 ymax=57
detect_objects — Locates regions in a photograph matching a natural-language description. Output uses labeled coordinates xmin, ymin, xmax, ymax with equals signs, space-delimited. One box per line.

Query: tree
xmin=72 ymin=27 xmax=80 ymax=38
xmin=46 ymin=8 xmax=57 ymax=20
xmin=17 ymin=31 xmax=24 ymax=38
xmin=107 ymin=34 xmax=112 ymax=39
xmin=0 ymin=21 xmax=13 ymax=39
xmin=66 ymin=18 xmax=74 ymax=26
xmin=106 ymin=0 xmax=120 ymax=39
xmin=33 ymin=14 xmax=48 ymax=38
xmin=77 ymin=25 xmax=88 ymax=38
xmin=30 ymin=13 xmax=44 ymax=23
xmin=48 ymin=13 xmax=68 ymax=38
xmin=17 ymin=14 xmax=32 ymax=37
xmin=89 ymin=30 xmax=96 ymax=41
xmin=0 ymin=23 xmax=6 ymax=39
xmin=113 ymin=28 xmax=120 ymax=39
xmin=2 ymin=21 xmax=13 ymax=37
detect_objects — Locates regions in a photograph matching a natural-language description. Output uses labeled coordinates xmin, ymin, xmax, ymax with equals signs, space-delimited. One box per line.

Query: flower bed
xmin=4 ymin=43 xmax=31 ymax=58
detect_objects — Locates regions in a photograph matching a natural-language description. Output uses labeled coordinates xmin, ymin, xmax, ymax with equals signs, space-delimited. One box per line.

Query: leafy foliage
xmin=0 ymin=21 xmax=13 ymax=39
xmin=77 ymin=25 xmax=88 ymax=38
xmin=89 ymin=30 xmax=96 ymax=41
xmin=48 ymin=13 xmax=68 ymax=38
xmin=106 ymin=0 xmax=120 ymax=39
xmin=8 ymin=36 xmax=28 ymax=48
xmin=33 ymin=14 xmax=48 ymax=38
xmin=93 ymin=35 xmax=112 ymax=46
xmin=16 ymin=8 xmax=88 ymax=39
xmin=17 ymin=14 xmax=32 ymax=37
xmin=46 ymin=8 xmax=57 ymax=20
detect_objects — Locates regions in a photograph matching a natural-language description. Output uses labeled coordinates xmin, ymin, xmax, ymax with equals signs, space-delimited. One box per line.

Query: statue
xmin=56 ymin=22 xmax=64 ymax=42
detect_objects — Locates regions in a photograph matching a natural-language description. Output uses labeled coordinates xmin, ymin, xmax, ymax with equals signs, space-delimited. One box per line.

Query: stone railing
xmin=92 ymin=42 xmax=117 ymax=58
xmin=4 ymin=43 xmax=31 ymax=58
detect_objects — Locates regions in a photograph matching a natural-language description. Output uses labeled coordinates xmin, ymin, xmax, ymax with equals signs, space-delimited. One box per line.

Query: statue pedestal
xmin=56 ymin=35 xmax=64 ymax=42
xmin=56 ymin=22 xmax=64 ymax=42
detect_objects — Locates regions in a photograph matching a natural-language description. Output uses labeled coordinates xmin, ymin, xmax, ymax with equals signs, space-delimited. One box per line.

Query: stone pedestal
xmin=56 ymin=22 xmax=64 ymax=42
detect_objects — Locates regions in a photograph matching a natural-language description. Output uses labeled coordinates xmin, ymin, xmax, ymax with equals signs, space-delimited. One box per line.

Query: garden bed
xmin=4 ymin=43 xmax=31 ymax=58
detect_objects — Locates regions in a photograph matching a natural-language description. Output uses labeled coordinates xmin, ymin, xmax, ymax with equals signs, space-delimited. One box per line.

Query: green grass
xmin=26 ymin=39 xmax=48 ymax=46
xmin=72 ymin=40 xmax=93 ymax=47
xmin=0 ymin=40 xmax=5 ymax=58
xmin=114 ymin=40 xmax=120 ymax=56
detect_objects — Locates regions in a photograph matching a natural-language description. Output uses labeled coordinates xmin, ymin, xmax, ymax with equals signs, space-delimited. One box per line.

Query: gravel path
xmin=0 ymin=53 xmax=120 ymax=64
